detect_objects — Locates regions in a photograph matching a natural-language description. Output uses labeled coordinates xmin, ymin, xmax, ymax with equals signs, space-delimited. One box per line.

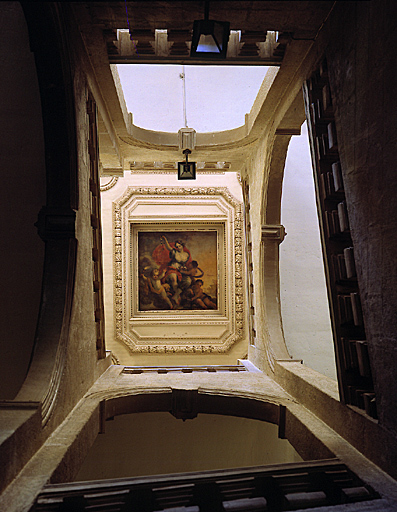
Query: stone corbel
xmin=35 ymin=206 xmax=76 ymax=242
xmin=168 ymin=30 xmax=191 ymax=56
xmin=171 ymin=389 xmax=199 ymax=420
xmin=261 ymin=224 xmax=286 ymax=244
xmin=129 ymin=29 xmax=155 ymax=55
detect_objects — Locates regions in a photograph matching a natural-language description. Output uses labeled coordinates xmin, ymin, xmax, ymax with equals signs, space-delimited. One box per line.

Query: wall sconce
xmin=191 ymin=1 xmax=230 ymax=59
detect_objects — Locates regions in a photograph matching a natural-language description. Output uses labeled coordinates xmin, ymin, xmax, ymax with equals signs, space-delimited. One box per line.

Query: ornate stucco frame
xmin=113 ymin=187 xmax=244 ymax=353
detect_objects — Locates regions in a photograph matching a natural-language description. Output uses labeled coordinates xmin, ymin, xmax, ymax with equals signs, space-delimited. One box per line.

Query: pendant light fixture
xmin=178 ymin=67 xmax=196 ymax=180
xmin=191 ymin=1 xmax=230 ymax=59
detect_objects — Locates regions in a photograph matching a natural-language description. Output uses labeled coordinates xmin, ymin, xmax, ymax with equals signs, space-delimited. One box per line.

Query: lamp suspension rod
xmin=181 ymin=65 xmax=188 ymax=128
xmin=204 ymin=1 xmax=210 ymax=20
xmin=184 ymin=148 xmax=191 ymax=163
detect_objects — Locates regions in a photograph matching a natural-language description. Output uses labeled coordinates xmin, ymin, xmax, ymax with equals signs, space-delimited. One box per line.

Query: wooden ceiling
xmin=78 ymin=1 xmax=334 ymax=39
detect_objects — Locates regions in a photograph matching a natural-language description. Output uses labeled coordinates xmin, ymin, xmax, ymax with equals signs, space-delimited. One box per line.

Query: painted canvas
xmin=138 ymin=230 xmax=218 ymax=311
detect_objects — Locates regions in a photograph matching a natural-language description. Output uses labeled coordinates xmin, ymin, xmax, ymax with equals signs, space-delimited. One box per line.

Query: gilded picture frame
xmin=137 ymin=229 xmax=218 ymax=312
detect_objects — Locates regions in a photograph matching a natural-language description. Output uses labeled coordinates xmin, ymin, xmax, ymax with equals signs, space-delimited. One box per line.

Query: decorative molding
xmin=129 ymin=161 xmax=231 ymax=172
xmin=261 ymin=224 xmax=286 ymax=243
xmin=101 ymin=168 xmax=124 ymax=176
xmin=100 ymin=176 xmax=119 ymax=192
xmin=129 ymin=170 xmax=226 ymax=176
xmin=122 ymin=365 xmax=247 ymax=374
xmin=111 ymin=353 xmax=120 ymax=365
xmin=120 ymin=135 xmax=258 ymax=153
xmin=120 ymin=136 xmax=177 ymax=151
xmin=111 ymin=29 xmax=285 ymax=65
xmin=113 ymin=187 xmax=245 ymax=353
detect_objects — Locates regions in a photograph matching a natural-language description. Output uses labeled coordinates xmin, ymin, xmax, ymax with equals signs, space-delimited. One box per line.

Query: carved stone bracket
xmin=261 ymin=224 xmax=286 ymax=244
xmin=35 ymin=206 xmax=76 ymax=241
xmin=239 ymin=31 xmax=267 ymax=57
xmin=112 ymin=29 xmax=285 ymax=64
xmin=171 ymin=389 xmax=199 ymax=420
xmin=129 ymin=29 xmax=155 ymax=55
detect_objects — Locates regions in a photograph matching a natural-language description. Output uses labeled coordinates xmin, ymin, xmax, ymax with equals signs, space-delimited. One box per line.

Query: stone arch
xmin=14 ymin=2 xmax=79 ymax=425
xmin=0 ymin=2 xmax=47 ymax=400
xmin=49 ymin=386 xmax=333 ymax=483
xmin=258 ymin=90 xmax=306 ymax=372
xmin=101 ymin=389 xmax=280 ymax=425
xmin=260 ymin=134 xmax=293 ymax=371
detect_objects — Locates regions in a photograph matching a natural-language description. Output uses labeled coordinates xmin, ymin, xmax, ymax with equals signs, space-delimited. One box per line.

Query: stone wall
xmin=100 ymin=172 xmax=249 ymax=365
xmin=2 ymin=0 xmax=110 ymax=434
xmin=326 ymin=0 xmax=397 ymax=435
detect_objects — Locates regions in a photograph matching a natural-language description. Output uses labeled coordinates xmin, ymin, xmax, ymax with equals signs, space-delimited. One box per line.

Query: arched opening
xmin=32 ymin=391 xmax=380 ymax=511
xmin=0 ymin=1 xmax=46 ymax=399
xmin=75 ymin=411 xmax=302 ymax=481
xmin=12 ymin=2 xmax=80 ymax=426
xmin=280 ymin=122 xmax=336 ymax=380
xmin=48 ymin=390 xmax=335 ymax=485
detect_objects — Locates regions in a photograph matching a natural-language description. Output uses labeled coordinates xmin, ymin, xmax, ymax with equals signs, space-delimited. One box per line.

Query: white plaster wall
xmin=100 ymin=171 xmax=247 ymax=365
xmin=279 ymin=122 xmax=336 ymax=380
